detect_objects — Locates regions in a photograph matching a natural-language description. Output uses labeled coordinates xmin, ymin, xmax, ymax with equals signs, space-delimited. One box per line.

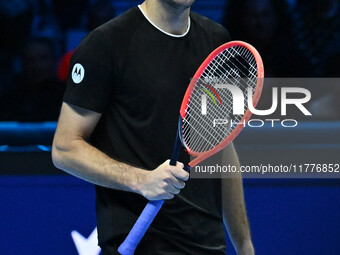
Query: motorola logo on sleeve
xmin=72 ymin=63 xmax=85 ymax=84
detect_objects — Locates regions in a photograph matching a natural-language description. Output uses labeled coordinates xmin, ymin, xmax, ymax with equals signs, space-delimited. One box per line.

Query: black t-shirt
xmin=64 ymin=6 xmax=230 ymax=254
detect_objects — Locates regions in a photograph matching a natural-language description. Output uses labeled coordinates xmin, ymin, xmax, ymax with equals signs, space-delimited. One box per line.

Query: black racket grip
xmin=169 ymin=130 xmax=182 ymax=166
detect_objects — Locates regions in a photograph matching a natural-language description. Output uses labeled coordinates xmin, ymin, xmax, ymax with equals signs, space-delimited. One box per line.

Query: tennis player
xmin=52 ymin=0 xmax=254 ymax=254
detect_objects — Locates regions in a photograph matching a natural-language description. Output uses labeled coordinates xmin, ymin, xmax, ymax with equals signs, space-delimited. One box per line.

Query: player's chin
xmin=164 ymin=0 xmax=196 ymax=9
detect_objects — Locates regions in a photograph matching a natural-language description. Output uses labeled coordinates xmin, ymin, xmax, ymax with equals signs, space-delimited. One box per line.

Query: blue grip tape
xmin=118 ymin=116 xmax=184 ymax=254
xmin=118 ymin=200 xmax=165 ymax=255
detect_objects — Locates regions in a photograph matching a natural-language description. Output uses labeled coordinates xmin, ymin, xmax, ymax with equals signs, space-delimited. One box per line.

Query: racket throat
xmin=169 ymin=116 xmax=184 ymax=166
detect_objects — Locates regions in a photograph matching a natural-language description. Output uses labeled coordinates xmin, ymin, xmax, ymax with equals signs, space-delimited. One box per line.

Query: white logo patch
xmin=72 ymin=63 xmax=85 ymax=84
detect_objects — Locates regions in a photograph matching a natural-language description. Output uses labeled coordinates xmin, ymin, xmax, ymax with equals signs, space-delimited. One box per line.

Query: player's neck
xmin=141 ymin=0 xmax=190 ymax=35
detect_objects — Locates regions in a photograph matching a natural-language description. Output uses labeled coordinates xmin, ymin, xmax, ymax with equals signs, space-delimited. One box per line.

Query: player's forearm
xmin=221 ymin=143 xmax=254 ymax=254
xmin=52 ymin=138 xmax=146 ymax=194
xmin=222 ymin=177 xmax=254 ymax=254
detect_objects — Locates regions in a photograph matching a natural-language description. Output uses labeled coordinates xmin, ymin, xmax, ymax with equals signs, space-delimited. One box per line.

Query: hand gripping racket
xmin=118 ymin=41 xmax=264 ymax=255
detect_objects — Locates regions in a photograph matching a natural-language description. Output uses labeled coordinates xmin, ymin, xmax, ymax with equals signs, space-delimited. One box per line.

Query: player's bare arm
xmin=52 ymin=102 xmax=188 ymax=200
xmin=221 ymin=144 xmax=254 ymax=255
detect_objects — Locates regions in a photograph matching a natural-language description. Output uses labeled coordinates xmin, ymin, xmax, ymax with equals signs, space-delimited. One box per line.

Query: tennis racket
xmin=118 ymin=41 xmax=264 ymax=255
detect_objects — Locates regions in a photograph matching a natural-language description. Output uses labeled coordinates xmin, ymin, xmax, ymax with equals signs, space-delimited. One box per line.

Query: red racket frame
xmin=179 ymin=41 xmax=264 ymax=167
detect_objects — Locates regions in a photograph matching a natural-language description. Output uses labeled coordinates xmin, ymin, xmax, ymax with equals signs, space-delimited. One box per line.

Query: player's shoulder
xmin=95 ymin=7 xmax=141 ymax=35
xmin=76 ymin=7 xmax=142 ymax=52
xmin=88 ymin=7 xmax=139 ymax=40
xmin=190 ymin=12 xmax=230 ymax=41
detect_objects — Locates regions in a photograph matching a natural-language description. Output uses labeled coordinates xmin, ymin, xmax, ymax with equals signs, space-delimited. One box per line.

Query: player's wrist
xmin=131 ymin=167 xmax=149 ymax=197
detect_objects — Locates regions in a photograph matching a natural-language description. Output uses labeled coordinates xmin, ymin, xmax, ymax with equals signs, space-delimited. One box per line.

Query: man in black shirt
xmin=52 ymin=1 xmax=254 ymax=254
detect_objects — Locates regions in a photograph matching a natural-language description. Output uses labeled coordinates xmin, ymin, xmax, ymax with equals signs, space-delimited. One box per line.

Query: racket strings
xmin=182 ymin=109 xmax=226 ymax=151
xmin=208 ymin=46 xmax=257 ymax=80
xmin=182 ymin=45 xmax=258 ymax=153
xmin=204 ymin=50 xmax=257 ymax=98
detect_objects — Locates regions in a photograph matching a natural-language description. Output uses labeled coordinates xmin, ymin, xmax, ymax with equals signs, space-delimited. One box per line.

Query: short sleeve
xmin=63 ymin=30 xmax=114 ymax=113
xmin=216 ymin=23 xmax=231 ymax=43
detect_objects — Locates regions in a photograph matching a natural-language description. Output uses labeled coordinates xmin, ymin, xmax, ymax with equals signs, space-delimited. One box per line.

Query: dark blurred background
xmin=0 ymin=1 xmax=339 ymax=255
xmin=0 ymin=0 xmax=339 ymax=121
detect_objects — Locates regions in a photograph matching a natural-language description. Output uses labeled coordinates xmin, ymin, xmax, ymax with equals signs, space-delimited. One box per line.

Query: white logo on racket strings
xmin=201 ymin=85 xmax=312 ymax=116
xmin=72 ymin=63 xmax=85 ymax=84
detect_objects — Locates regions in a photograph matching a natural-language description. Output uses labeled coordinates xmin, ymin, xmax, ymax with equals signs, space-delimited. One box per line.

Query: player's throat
xmin=140 ymin=1 xmax=191 ymax=36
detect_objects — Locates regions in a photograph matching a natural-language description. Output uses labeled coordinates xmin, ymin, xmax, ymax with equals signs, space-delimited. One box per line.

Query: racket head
xmin=179 ymin=41 xmax=264 ymax=167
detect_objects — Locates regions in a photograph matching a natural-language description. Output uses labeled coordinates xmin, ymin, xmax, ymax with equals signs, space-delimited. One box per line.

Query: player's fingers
xmin=163 ymin=193 xmax=175 ymax=200
xmin=163 ymin=160 xmax=184 ymax=169
xmin=171 ymin=178 xmax=185 ymax=189
xmin=176 ymin=161 xmax=184 ymax=169
xmin=170 ymin=187 xmax=180 ymax=195
xmin=171 ymin=167 xmax=189 ymax=181
xmin=164 ymin=179 xmax=181 ymax=194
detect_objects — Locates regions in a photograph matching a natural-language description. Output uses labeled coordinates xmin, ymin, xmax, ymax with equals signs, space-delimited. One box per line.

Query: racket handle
xmin=118 ymin=121 xmax=182 ymax=254
xmin=118 ymin=200 xmax=164 ymax=255
xmin=169 ymin=126 xmax=182 ymax=166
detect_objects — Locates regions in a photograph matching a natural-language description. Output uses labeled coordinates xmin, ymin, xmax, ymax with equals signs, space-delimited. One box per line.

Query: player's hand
xmin=139 ymin=160 xmax=189 ymax=201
